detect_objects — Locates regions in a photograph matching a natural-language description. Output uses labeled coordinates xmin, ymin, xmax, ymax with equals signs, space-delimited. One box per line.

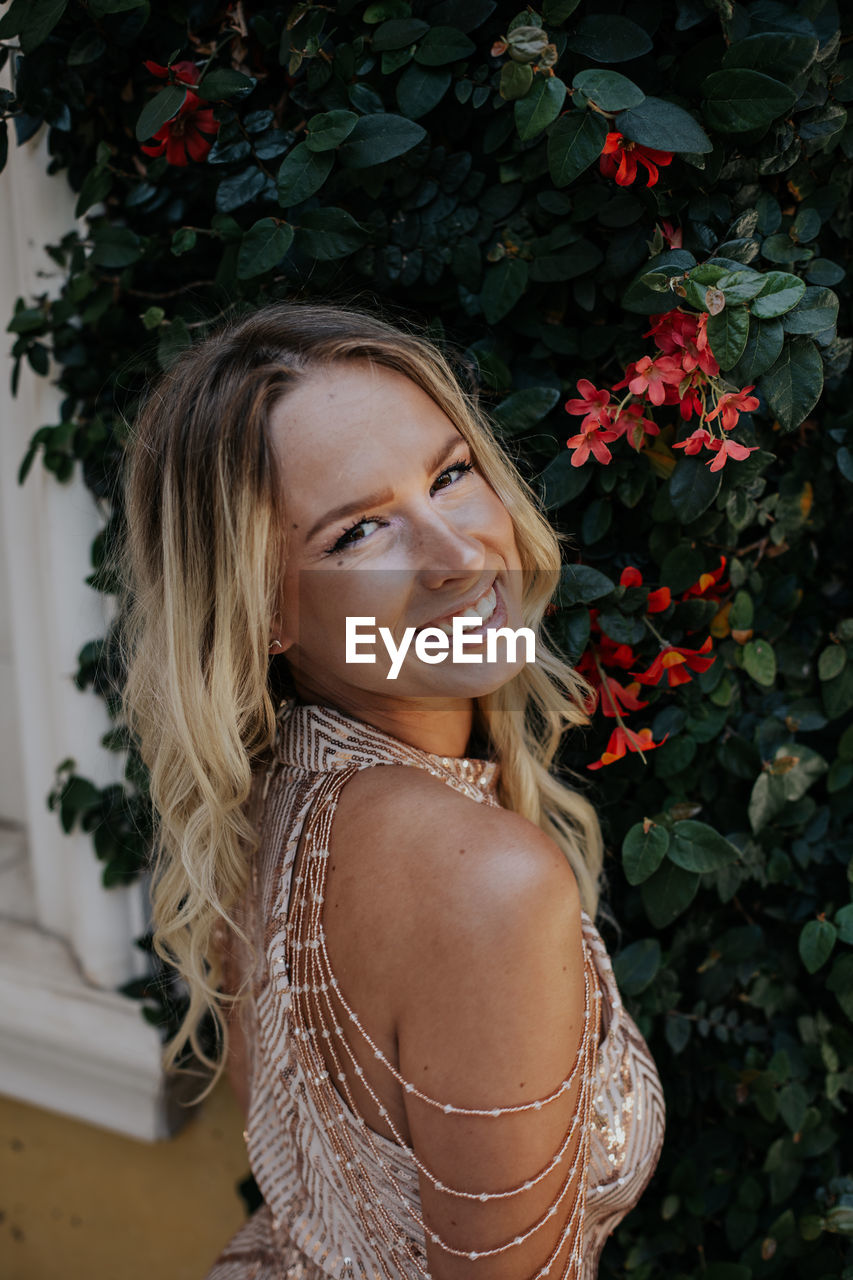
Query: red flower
xmin=599 ymin=132 xmax=673 ymax=188
xmin=632 ymin=636 xmax=715 ymax=688
xmin=706 ymin=435 xmax=759 ymax=472
xmin=141 ymin=90 xmax=219 ymax=165
xmin=672 ymin=427 xmax=713 ymax=456
xmin=566 ymin=422 xmax=620 ymax=467
xmin=619 ymin=566 xmax=671 ymax=613
xmin=645 ymin=310 xmax=719 ymax=378
xmin=587 ymin=724 xmax=666 ymax=769
xmin=565 ymin=379 xmax=612 ymax=431
xmin=622 ymin=355 xmax=684 ymax=406
xmin=610 ymin=401 xmax=659 ymax=450
xmin=682 ymin=556 xmax=728 ymax=602
xmin=705 ymin=386 xmax=760 ymax=432
xmin=595 ymin=675 xmax=649 ymax=718
xmin=660 ymin=219 xmax=683 ymax=248
xmin=143 ymin=59 xmax=200 ymax=86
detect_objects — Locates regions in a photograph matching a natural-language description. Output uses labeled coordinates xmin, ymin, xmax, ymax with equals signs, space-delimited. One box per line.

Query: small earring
xmin=269 ymin=639 xmax=283 ymax=652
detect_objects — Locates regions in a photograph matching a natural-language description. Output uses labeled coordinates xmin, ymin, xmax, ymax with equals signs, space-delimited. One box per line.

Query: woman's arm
xmin=390 ymin=800 xmax=592 ymax=1280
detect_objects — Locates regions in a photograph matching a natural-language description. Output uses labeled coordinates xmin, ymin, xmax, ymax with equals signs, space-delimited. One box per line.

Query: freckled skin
xmin=267 ymin=358 xmax=527 ymax=758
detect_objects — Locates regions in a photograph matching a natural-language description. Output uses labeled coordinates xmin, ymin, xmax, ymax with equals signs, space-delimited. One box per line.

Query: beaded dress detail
xmin=204 ymin=698 xmax=665 ymax=1280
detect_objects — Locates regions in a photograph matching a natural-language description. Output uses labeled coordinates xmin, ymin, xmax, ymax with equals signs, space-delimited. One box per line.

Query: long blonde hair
xmin=117 ymin=296 xmax=603 ymax=1091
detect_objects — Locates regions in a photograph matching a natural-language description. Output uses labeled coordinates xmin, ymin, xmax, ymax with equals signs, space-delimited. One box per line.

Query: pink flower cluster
xmin=565 ymin=307 xmax=760 ymax=472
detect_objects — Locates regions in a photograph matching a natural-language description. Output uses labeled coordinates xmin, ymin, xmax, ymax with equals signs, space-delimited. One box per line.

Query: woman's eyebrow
xmin=305 ymin=433 xmax=466 ymax=542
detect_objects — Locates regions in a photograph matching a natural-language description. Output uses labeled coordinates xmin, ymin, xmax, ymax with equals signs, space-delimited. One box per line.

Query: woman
xmin=118 ymin=299 xmax=665 ymax=1280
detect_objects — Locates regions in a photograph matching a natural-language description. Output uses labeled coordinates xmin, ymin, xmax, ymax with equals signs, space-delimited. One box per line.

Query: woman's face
xmin=269 ymin=358 xmax=527 ymax=712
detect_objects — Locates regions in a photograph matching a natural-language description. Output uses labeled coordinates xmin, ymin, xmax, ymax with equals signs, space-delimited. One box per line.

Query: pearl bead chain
xmin=278 ymin=761 xmax=603 ymax=1277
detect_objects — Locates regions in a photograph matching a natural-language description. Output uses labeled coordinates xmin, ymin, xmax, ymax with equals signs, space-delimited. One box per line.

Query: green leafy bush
xmin=2 ymin=1 xmax=852 ymax=1275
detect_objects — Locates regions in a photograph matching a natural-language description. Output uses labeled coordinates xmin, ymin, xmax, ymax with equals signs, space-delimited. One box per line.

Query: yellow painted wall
xmin=0 ymin=1079 xmax=251 ymax=1280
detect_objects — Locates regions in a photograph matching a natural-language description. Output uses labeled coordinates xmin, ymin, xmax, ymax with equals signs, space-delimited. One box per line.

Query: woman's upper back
xmin=223 ymin=698 xmax=665 ymax=1280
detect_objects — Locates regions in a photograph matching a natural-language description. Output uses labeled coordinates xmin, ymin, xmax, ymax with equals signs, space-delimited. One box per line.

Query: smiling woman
xmin=116 ymin=299 xmax=665 ymax=1280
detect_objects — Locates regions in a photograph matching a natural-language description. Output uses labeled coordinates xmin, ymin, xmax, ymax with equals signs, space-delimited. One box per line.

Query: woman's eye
xmin=329 ymin=517 xmax=384 ymax=553
xmin=324 ymin=459 xmax=474 ymax=555
xmin=432 ymin=459 xmax=474 ymax=492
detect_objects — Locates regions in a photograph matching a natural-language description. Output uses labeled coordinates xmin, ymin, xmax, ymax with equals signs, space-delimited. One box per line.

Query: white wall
xmin=0 ymin=83 xmax=183 ymax=1140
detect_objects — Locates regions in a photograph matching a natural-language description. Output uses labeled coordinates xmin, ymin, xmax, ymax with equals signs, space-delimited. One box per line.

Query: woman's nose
xmin=414 ymin=507 xmax=486 ymax=586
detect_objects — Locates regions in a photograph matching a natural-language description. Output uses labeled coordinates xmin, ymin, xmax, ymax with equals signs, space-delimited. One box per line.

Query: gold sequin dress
xmin=204 ymin=698 xmax=665 ymax=1280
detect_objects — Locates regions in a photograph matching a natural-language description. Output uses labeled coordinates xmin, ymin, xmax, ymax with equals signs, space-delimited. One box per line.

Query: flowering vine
xmin=140 ymin=60 xmax=220 ymax=166
xmin=577 ymin=561 xmax=728 ymax=769
xmin=565 ymin=304 xmax=760 ymax=472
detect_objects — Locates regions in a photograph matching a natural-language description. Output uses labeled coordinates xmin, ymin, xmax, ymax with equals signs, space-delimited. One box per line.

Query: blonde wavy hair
xmin=117 ymin=296 xmax=604 ymax=1093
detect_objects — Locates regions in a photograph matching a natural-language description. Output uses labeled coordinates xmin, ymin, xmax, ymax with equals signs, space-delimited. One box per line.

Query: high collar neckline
xmin=272 ymin=697 xmax=500 ymax=796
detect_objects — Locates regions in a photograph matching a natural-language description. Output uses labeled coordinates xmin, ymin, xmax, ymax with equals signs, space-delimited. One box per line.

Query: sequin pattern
xmin=203 ymin=700 xmax=665 ymax=1280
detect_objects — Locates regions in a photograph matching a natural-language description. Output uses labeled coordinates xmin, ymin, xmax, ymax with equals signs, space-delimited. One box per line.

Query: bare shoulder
xmin=329 ymin=762 xmax=583 ymax=1009
xmin=332 ymin=762 xmax=580 ymax=934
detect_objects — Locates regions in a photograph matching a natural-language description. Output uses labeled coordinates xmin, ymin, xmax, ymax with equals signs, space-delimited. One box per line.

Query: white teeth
xmin=475 ymin=587 xmax=497 ymax=619
xmin=431 ymin=584 xmax=497 ymax=636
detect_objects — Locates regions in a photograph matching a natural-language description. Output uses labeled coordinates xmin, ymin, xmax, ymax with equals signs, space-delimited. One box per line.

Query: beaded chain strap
xmin=282 ymin=764 xmax=603 ymax=1280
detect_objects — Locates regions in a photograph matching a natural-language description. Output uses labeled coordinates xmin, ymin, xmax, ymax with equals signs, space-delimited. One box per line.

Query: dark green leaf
xmin=491 ymin=387 xmax=560 ymax=435
xmin=723 ymin=33 xmax=818 ymax=79
xmin=781 ymin=287 xmax=839 ymax=336
xmin=826 ymin=954 xmax=853 ymax=1021
xmin=759 ymin=338 xmax=823 ymax=431
xmin=396 ymin=64 xmax=451 ymax=118
xmin=75 ymin=167 xmax=112 ymax=218
xmin=707 ymin=305 xmax=750 ymax=370
xmin=515 ymin=76 xmax=567 ymax=142
xmin=67 ymin=31 xmax=106 ymax=64
xmin=15 ymin=0 xmax=69 ymax=53
xmin=371 ymin=18 xmax=430 ymax=51
xmin=276 ymin=143 xmax=334 ymax=206
xmin=413 ymin=26 xmax=476 ymax=66
xmin=567 ymin=14 xmax=653 ymax=63
xmin=817 ymin=644 xmax=846 ymax=681
xmin=297 ymin=208 xmax=369 ymax=260
xmin=480 ymin=258 xmax=528 ymax=324
xmin=702 ymin=69 xmax=797 ymax=133
xmin=338 ymin=114 xmax=427 ymax=167
xmin=669 ymin=454 xmax=723 ymax=522
xmin=547 ymin=110 xmax=608 ymax=188
xmin=641 ymin=861 xmax=700 ymax=928
xmin=89 ymin=227 xmax=143 ymax=269
xmin=551 ymin=605 xmax=591 ymax=663
xmin=198 ymin=70 xmax=256 ymax=100
xmin=572 ymin=70 xmax=644 ymax=112
xmin=215 ymin=166 xmax=270 ymax=213
xmin=613 ymin=938 xmax=662 ymax=996
xmin=622 ymin=250 xmax=696 ymax=313
xmin=751 ymin=271 xmax=807 ymax=319
xmin=622 ymin=822 xmax=670 ymax=885
xmin=542 ymin=0 xmax=581 ymax=20
xmin=537 ymin=451 xmax=593 ymax=510
xmin=500 ymin=62 xmax=534 ymax=101
xmin=616 ymin=97 xmax=713 ymax=154
xmin=558 ymin=564 xmax=615 ymax=605
xmin=798 ymin=919 xmax=836 ymax=973
xmin=136 ymin=85 xmax=186 ymax=143
xmin=305 ymin=110 xmax=358 ymax=152
xmin=731 ymin=317 xmax=784 ymax=382
xmin=716 ymin=268 xmax=766 ymax=303
xmin=743 ymin=638 xmax=776 ymax=686
xmin=660 ymin=544 xmax=704 ymax=594
xmin=668 ymin=820 xmax=740 ymax=872
xmin=237 ymin=218 xmax=294 ymax=279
